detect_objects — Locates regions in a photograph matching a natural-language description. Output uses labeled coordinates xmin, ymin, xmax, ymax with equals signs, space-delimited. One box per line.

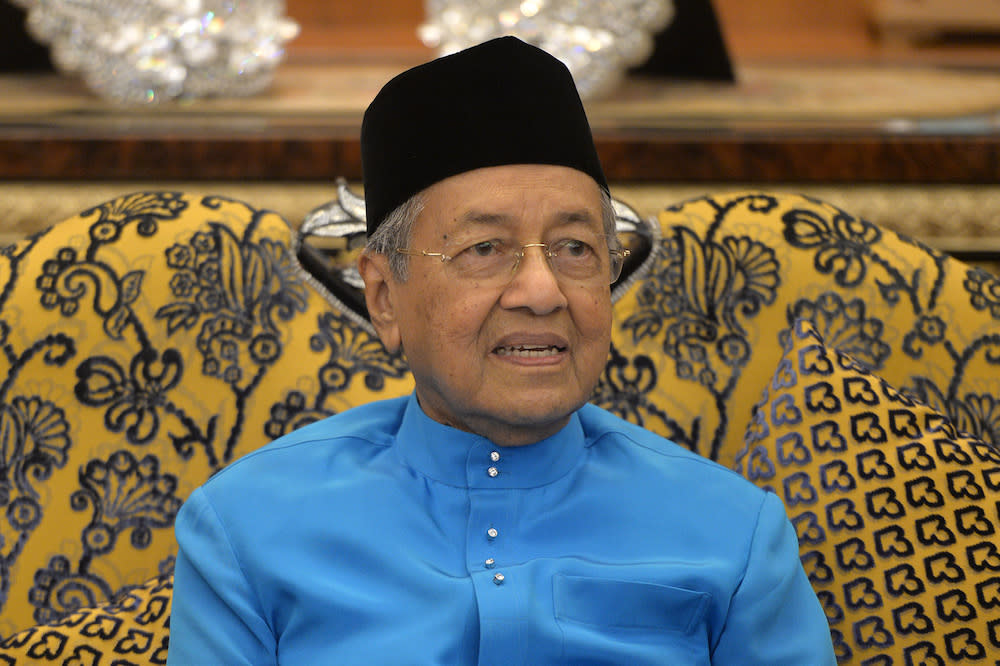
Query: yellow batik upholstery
xmin=1 ymin=189 xmax=998 ymax=662
xmin=601 ymin=192 xmax=1000 ymax=469
xmin=736 ymin=318 xmax=1000 ymax=662
xmin=0 ymin=193 xmax=413 ymax=656
xmin=0 ymin=568 xmax=172 ymax=665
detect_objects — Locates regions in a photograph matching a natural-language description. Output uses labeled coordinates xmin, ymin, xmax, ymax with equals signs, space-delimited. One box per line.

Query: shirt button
xmin=487 ymin=466 xmax=499 ymax=477
xmin=490 ymin=451 xmax=501 ymax=462
xmin=493 ymin=573 xmax=505 ymax=585
xmin=484 ymin=558 xmax=495 ymax=569
xmin=487 ymin=527 xmax=498 ymax=540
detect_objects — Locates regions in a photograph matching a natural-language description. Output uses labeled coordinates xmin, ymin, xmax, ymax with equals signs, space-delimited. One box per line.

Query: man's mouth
xmin=493 ymin=345 xmax=566 ymax=358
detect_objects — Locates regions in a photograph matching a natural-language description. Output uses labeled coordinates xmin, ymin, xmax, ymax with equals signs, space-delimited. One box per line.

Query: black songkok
xmin=361 ymin=36 xmax=608 ymax=236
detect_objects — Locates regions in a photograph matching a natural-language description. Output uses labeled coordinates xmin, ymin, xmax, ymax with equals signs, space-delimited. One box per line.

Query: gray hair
xmin=366 ymin=187 xmax=620 ymax=282
xmin=365 ymin=191 xmax=426 ymax=281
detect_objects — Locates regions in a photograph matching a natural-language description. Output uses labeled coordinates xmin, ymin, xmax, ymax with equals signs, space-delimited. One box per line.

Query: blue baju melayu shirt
xmin=168 ymin=395 xmax=835 ymax=664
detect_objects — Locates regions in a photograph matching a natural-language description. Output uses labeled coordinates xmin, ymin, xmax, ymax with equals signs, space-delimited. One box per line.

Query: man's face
xmin=361 ymin=164 xmax=613 ymax=446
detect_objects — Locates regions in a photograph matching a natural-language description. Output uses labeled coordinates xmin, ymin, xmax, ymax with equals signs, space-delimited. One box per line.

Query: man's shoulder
xmin=204 ymin=396 xmax=409 ymax=487
xmin=273 ymin=396 xmax=408 ymax=447
xmin=578 ymin=403 xmax=757 ymax=490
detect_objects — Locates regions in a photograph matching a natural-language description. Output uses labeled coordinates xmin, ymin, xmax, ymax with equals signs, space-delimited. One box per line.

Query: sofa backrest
xmin=0 ymin=192 xmax=412 ymax=636
xmin=2 ymin=189 xmax=997 ymax=660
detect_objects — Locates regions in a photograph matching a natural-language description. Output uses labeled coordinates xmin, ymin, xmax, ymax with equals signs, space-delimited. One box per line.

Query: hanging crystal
xmin=419 ymin=0 xmax=675 ymax=100
xmin=10 ymin=0 xmax=300 ymax=104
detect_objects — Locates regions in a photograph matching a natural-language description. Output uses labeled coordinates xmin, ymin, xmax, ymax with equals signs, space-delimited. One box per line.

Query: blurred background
xmin=281 ymin=0 xmax=1000 ymax=65
xmin=1 ymin=0 xmax=999 ymax=268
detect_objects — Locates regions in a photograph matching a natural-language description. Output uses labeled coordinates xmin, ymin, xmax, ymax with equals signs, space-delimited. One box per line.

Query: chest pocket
xmin=553 ymin=574 xmax=710 ymax=633
xmin=553 ymin=574 xmax=712 ymax=665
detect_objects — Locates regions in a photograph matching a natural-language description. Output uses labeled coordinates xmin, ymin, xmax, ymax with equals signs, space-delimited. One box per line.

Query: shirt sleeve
xmin=711 ymin=491 xmax=836 ymax=664
xmin=167 ymin=488 xmax=277 ymax=666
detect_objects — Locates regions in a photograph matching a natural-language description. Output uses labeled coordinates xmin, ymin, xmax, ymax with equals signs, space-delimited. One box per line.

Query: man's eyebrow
xmin=558 ymin=209 xmax=599 ymax=224
xmin=457 ymin=209 xmax=599 ymax=226
xmin=458 ymin=211 xmax=511 ymax=226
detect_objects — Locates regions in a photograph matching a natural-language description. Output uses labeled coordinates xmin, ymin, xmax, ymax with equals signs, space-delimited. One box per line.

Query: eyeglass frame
xmin=395 ymin=239 xmax=631 ymax=285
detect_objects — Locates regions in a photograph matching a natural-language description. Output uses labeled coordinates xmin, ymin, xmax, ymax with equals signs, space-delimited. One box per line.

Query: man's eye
xmin=468 ymin=240 xmax=503 ymax=257
xmin=557 ymin=239 xmax=596 ymax=257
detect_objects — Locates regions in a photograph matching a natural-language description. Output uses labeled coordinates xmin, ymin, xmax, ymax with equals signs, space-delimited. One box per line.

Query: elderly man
xmin=168 ymin=37 xmax=835 ymax=664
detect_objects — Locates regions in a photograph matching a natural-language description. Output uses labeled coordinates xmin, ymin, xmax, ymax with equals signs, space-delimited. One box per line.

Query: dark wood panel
xmin=4 ymin=129 xmax=998 ymax=183
xmin=596 ymin=133 xmax=1000 ymax=183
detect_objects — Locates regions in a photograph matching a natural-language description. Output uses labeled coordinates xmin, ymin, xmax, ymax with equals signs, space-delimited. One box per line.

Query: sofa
xmin=0 ymin=186 xmax=997 ymax=663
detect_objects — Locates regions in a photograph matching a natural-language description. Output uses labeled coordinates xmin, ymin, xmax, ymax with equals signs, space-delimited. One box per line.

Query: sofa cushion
xmin=0 ymin=567 xmax=171 ymax=665
xmin=735 ymin=317 xmax=1000 ymax=663
xmin=601 ymin=192 xmax=1000 ymax=466
xmin=0 ymin=192 xmax=413 ymax=638
xmin=3 ymin=187 xmax=999 ymax=658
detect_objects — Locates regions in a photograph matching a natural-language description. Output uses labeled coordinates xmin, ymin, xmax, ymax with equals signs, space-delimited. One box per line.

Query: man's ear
xmin=357 ymin=250 xmax=402 ymax=353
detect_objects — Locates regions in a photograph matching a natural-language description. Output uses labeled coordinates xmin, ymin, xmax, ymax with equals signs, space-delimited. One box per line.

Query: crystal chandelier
xmin=11 ymin=0 xmax=300 ymax=104
xmin=419 ymin=0 xmax=675 ymax=100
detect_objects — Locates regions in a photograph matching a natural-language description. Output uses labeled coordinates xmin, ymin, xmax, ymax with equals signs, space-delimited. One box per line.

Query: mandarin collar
xmin=393 ymin=394 xmax=587 ymax=489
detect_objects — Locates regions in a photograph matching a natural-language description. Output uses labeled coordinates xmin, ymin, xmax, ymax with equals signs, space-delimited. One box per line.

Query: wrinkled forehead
xmin=414 ymin=165 xmax=606 ymax=240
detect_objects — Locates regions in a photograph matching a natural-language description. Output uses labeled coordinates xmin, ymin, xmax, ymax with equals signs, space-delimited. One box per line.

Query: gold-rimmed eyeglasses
xmin=396 ymin=238 xmax=630 ymax=286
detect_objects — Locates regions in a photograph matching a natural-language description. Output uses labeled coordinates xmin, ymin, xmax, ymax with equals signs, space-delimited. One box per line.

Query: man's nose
xmin=499 ymin=246 xmax=568 ymax=314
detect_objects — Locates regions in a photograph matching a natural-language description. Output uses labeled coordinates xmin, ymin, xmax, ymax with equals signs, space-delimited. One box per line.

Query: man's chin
xmin=417 ymin=380 xmax=595 ymax=444
xmin=485 ymin=394 xmax=588 ymax=434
